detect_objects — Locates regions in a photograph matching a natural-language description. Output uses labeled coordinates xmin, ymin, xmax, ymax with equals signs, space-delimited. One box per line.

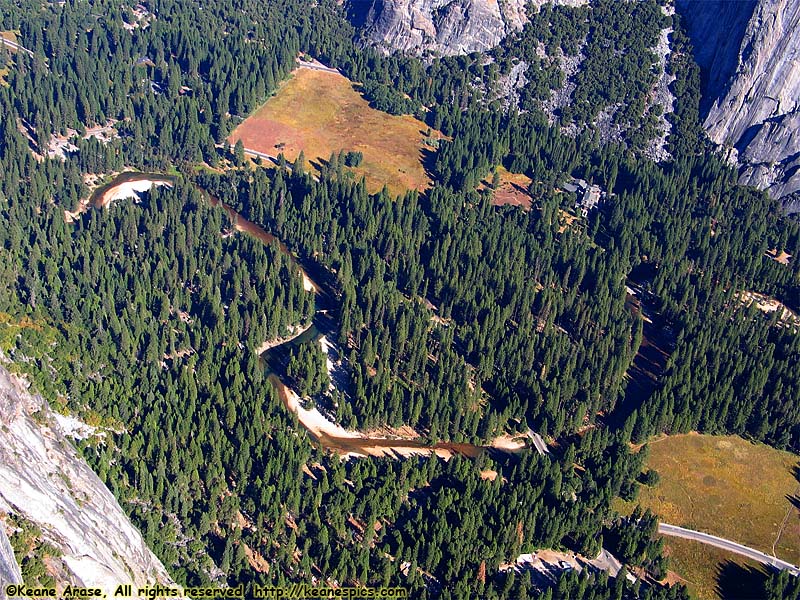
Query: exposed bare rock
xmin=645 ymin=4 xmax=676 ymax=162
xmin=352 ymin=0 xmax=586 ymax=56
xmin=492 ymin=59 xmax=529 ymax=110
xmin=0 ymin=362 xmax=173 ymax=592
xmin=737 ymin=110 xmax=800 ymax=203
xmin=678 ymin=0 xmax=800 ymax=202
xmin=0 ymin=521 xmax=23 ymax=592
xmin=541 ymin=44 xmax=585 ymax=125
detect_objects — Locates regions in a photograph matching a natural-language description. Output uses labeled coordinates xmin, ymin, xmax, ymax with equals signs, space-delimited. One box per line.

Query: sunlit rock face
xmin=0 ymin=363 xmax=174 ymax=591
xmin=678 ymin=0 xmax=800 ymax=206
xmin=351 ymin=0 xmax=586 ymax=56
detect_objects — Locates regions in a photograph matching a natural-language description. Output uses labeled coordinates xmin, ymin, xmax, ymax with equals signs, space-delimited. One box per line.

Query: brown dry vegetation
xmin=616 ymin=433 xmax=799 ymax=598
xmin=617 ymin=433 xmax=800 ymax=561
xmin=481 ymin=166 xmax=534 ymax=209
xmin=661 ymin=537 xmax=765 ymax=600
xmin=0 ymin=31 xmax=18 ymax=86
xmin=230 ymin=67 xmax=442 ymax=196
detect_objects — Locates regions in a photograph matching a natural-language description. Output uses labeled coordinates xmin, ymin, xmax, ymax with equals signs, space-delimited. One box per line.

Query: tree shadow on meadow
xmin=419 ymin=146 xmax=438 ymax=185
xmin=715 ymin=560 xmax=768 ymax=600
xmin=789 ymin=464 xmax=800 ymax=511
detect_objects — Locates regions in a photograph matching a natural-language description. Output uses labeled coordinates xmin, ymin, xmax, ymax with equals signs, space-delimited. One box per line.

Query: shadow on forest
xmin=715 ymin=560 xmax=767 ymax=600
xmin=605 ymin=264 xmax=675 ymax=431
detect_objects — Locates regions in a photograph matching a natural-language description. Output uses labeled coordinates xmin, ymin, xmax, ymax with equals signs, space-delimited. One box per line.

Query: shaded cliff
xmin=350 ymin=0 xmax=586 ymax=56
xmin=0 ymin=524 xmax=22 ymax=595
xmin=0 ymin=362 xmax=173 ymax=592
xmin=678 ymin=0 xmax=800 ymax=206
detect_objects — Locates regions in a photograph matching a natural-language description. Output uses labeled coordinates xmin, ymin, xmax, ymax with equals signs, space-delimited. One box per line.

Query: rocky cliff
xmin=678 ymin=0 xmax=800 ymax=206
xmin=0 ymin=362 xmax=173 ymax=593
xmin=351 ymin=0 xmax=586 ymax=56
xmin=0 ymin=524 xmax=22 ymax=593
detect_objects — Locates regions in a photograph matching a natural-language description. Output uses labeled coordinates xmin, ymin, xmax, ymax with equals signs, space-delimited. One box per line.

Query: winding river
xmin=66 ymin=172 xmax=176 ymax=222
xmin=88 ymin=172 xmax=177 ymax=208
xmin=82 ymin=172 xmax=530 ymax=460
xmin=228 ymin=203 xmax=527 ymax=459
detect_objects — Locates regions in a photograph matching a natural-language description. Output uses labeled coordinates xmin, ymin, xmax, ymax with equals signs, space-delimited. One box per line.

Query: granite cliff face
xmin=678 ymin=0 xmax=800 ymax=206
xmin=0 ymin=524 xmax=22 ymax=594
xmin=351 ymin=0 xmax=586 ymax=56
xmin=0 ymin=363 xmax=173 ymax=592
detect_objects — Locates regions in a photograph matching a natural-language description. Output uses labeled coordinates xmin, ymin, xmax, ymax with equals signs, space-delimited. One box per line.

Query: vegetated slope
xmin=0 ymin=170 xmax=661 ymax=596
xmin=0 ymin=360 xmax=173 ymax=590
xmin=677 ymin=0 xmax=800 ymax=209
xmin=229 ymin=66 xmax=440 ymax=195
xmin=353 ymin=0 xmax=677 ymax=158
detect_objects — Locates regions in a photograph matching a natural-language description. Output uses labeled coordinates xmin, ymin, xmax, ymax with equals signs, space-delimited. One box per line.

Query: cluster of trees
xmin=0 ymin=171 xmax=663 ymax=595
xmin=605 ymin=509 xmax=667 ymax=580
xmin=496 ymin=569 xmax=690 ymax=600
xmin=7 ymin=515 xmax=58 ymax=590
xmin=0 ymin=0 xmax=322 ymax=167
xmin=344 ymin=150 xmax=363 ymax=167
xmin=764 ymin=571 xmax=800 ymax=600
xmin=564 ymin=0 xmax=667 ymax=132
xmin=287 ymin=340 xmax=330 ymax=398
xmin=199 ymin=160 xmax=638 ymax=441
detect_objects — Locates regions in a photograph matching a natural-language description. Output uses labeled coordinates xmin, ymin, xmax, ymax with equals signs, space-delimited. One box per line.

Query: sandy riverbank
xmin=255 ymin=323 xmax=314 ymax=355
xmin=96 ymin=178 xmax=172 ymax=208
xmin=275 ymin=378 xmax=528 ymax=460
xmin=64 ymin=173 xmax=174 ymax=222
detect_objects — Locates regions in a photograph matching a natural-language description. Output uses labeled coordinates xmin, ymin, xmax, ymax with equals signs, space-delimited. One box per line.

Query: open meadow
xmin=661 ymin=537 xmax=768 ymax=600
xmin=230 ymin=67 xmax=442 ymax=196
xmin=617 ymin=433 xmax=799 ymax=598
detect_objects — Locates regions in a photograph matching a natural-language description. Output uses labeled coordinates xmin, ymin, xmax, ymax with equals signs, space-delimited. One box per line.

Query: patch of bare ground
xmin=738 ymin=290 xmax=800 ymax=330
xmin=765 ymin=248 xmax=792 ymax=265
xmin=48 ymin=121 xmax=119 ymax=161
xmin=480 ymin=166 xmax=534 ymax=209
xmin=243 ymin=543 xmax=269 ymax=573
xmin=479 ymin=469 xmax=499 ymax=481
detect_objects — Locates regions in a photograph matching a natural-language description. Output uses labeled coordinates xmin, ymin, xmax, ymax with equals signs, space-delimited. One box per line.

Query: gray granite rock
xmin=0 ymin=362 xmax=173 ymax=591
xmin=354 ymin=0 xmax=586 ymax=56
xmin=678 ymin=0 xmax=800 ymax=203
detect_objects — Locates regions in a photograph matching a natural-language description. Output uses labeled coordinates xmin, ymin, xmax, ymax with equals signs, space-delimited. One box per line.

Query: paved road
xmin=296 ymin=59 xmax=339 ymax=74
xmin=659 ymin=523 xmax=800 ymax=575
xmin=231 ymin=144 xmax=278 ymax=163
xmin=0 ymin=36 xmax=33 ymax=57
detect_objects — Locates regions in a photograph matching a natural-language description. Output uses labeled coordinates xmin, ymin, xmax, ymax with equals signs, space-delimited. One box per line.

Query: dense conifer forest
xmin=0 ymin=0 xmax=798 ymax=598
